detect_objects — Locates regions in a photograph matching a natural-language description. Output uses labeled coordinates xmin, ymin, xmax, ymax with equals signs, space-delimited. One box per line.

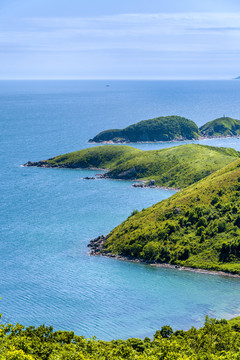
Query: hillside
xmin=200 ymin=117 xmax=240 ymax=137
xmin=24 ymin=144 xmax=239 ymax=189
xmin=97 ymin=158 xmax=240 ymax=274
xmin=89 ymin=115 xmax=200 ymax=143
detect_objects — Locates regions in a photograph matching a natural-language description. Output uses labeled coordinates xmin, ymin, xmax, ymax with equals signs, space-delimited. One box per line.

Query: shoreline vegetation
xmin=88 ymin=235 xmax=240 ymax=278
xmin=89 ymin=115 xmax=240 ymax=143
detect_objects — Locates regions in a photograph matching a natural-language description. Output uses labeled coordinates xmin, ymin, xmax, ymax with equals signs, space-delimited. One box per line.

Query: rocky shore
xmin=88 ymin=236 xmax=240 ymax=278
xmin=24 ymin=160 xmax=63 ymax=168
xmin=88 ymin=235 xmax=108 ymax=255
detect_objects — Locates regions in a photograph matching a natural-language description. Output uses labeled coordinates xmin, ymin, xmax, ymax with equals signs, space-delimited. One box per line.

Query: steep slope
xmin=24 ymin=144 xmax=239 ymax=189
xmin=200 ymin=117 xmax=240 ymax=137
xmin=100 ymin=159 xmax=240 ymax=274
xmin=89 ymin=115 xmax=200 ymax=143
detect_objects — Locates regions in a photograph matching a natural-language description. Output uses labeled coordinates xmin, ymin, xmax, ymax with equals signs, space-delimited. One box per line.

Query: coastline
xmin=88 ymin=134 xmax=240 ymax=145
xmin=88 ymin=236 xmax=240 ymax=278
xmin=92 ymin=252 xmax=240 ymax=279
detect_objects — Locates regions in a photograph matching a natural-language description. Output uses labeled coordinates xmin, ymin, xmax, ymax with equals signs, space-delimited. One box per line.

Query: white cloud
xmin=1 ymin=12 xmax=240 ymax=53
xmin=1 ymin=12 xmax=240 ymax=79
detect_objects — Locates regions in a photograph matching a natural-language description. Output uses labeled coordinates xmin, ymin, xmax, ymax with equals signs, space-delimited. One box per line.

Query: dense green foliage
xmin=89 ymin=115 xmax=200 ymax=142
xmin=42 ymin=144 xmax=239 ymax=188
xmin=102 ymin=158 xmax=240 ymax=274
xmin=89 ymin=115 xmax=240 ymax=143
xmin=1 ymin=317 xmax=240 ymax=359
xmin=200 ymin=117 xmax=240 ymax=137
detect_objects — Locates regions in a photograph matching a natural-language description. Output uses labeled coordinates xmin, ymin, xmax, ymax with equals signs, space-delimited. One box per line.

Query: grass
xmin=45 ymin=144 xmax=239 ymax=189
xmin=200 ymin=117 xmax=240 ymax=137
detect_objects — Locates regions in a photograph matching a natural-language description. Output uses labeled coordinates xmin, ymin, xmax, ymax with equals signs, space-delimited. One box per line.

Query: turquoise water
xmin=1 ymin=80 xmax=240 ymax=340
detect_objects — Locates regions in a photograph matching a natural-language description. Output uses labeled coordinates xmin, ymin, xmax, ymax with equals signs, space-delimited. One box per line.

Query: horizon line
xmin=0 ymin=77 xmax=237 ymax=81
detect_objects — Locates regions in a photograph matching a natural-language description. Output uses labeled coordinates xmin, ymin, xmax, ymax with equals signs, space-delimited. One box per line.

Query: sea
xmin=1 ymin=80 xmax=240 ymax=340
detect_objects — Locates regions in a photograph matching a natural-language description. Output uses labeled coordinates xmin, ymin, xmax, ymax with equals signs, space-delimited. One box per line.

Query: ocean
xmin=1 ymin=80 xmax=240 ymax=340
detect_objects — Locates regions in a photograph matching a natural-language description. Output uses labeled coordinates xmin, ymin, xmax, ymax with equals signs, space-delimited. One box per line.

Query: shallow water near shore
xmin=1 ymin=80 xmax=240 ymax=340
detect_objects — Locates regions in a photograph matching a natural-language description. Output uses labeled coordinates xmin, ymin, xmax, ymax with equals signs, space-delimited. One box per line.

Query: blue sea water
xmin=1 ymin=80 xmax=240 ymax=340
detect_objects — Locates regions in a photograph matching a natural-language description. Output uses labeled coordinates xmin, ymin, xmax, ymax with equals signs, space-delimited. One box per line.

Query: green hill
xmin=99 ymin=159 xmax=240 ymax=274
xmin=89 ymin=115 xmax=200 ymax=143
xmin=24 ymin=144 xmax=239 ymax=189
xmin=200 ymin=117 xmax=240 ymax=137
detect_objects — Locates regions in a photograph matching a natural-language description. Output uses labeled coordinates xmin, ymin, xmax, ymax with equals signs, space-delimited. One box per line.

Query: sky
xmin=1 ymin=0 xmax=240 ymax=79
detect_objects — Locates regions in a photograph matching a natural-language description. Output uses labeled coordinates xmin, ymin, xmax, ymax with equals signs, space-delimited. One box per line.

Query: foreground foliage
xmin=27 ymin=144 xmax=239 ymax=189
xmin=103 ymin=158 xmax=240 ymax=274
xmin=1 ymin=317 xmax=240 ymax=359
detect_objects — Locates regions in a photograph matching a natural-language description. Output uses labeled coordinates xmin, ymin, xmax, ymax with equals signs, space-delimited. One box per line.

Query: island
xmin=89 ymin=115 xmax=200 ymax=143
xmin=200 ymin=117 xmax=240 ymax=137
xmin=89 ymin=115 xmax=240 ymax=143
xmin=24 ymin=143 xmax=239 ymax=189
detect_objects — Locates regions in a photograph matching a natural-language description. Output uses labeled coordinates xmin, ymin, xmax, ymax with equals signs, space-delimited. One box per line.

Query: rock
xmin=88 ymin=235 xmax=108 ymax=255
xmin=83 ymin=177 xmax=95 ymax=180
xmin=132 ymin=183 xmax=145 ymax=188
xmin=116 ymin=167 xmax=137 ymax=179
xmin=148 ymin=179 xmax=155 ymax=186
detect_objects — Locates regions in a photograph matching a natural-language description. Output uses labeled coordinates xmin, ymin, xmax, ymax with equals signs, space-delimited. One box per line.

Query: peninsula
xmin=89 ymin=115 xmax=240 ymax=143
xmin=24 ymin=144 xmax=239 ymax=189
xmin=90 ymin=158 xmax=240 ymax=275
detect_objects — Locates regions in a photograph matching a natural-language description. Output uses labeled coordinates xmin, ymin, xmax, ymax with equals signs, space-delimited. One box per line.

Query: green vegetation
xmin=30 ymin=144 xmax=239 ymax=189
xmin=200 ymin=117 xmax=240 ymax=137
xmin=89 ymin=115 xmax=200 ymax=143
xmin=45 ymin=145 xmax=141 ymax=169
xmin=102 ymin=158 xmax=240 ymax=274
xmin=2 ymin=317 xmax=240 ymax=359
xmin=89 ymin=115 xmax=240 ymax=143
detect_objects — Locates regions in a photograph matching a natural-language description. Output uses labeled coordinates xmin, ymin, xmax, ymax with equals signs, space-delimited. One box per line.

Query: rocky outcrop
xmin=88 ymin=235 xmax=108 ymax=255
xmin=132 ymin=180 xmax=156 ymax=188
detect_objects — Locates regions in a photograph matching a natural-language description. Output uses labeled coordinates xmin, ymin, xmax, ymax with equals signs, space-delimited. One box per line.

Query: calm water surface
xmin=1 ymin=80 xmax=240 ymax=340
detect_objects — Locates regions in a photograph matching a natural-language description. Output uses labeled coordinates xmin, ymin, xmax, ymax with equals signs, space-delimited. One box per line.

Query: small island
xmin=200 ymin=117 xmax=240 ymax=137
xmin=89 ymin=115 xmax=240 ymax=143
xmin=89 ymin=115 xmax=200 ymax=143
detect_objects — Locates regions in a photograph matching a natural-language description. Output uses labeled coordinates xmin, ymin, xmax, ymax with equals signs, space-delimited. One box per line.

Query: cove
xmin=1 ymin=80 xmax=240 ymax=341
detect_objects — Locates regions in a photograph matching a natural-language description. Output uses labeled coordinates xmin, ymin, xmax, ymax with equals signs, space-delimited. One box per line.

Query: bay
xmin=0 ymin=80 xmax=240 ymax=340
